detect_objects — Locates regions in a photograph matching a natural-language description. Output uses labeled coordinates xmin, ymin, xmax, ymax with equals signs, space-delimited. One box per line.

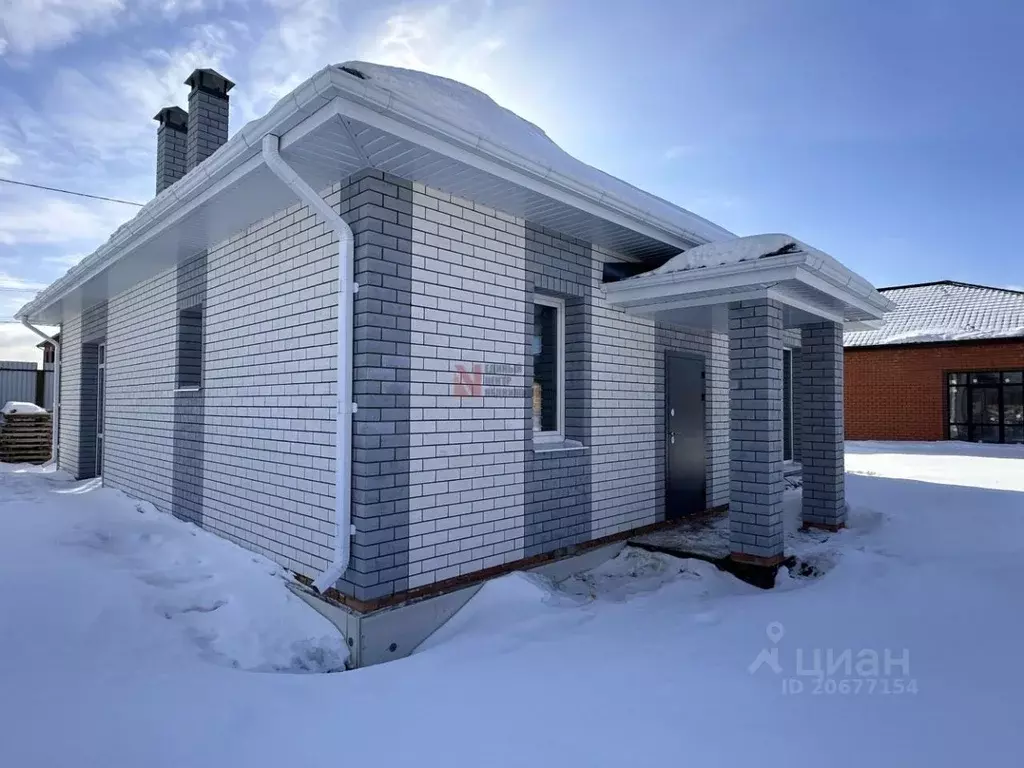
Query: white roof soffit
xmin=18 ymin=63 xmax=734 ymax=325
xmin=603 ymin=234 xmax=896 ymax=329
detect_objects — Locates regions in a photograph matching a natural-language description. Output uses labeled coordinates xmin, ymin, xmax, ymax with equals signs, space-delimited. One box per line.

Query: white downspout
xmin=261 ymin=134 xmax=356 ymax=593
xmin=20 ymin=320 xmax=60 ymax=466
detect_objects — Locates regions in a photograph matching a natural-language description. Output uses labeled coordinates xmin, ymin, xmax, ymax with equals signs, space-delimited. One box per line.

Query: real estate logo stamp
xmin=452 ymin=363 xmax=527 ymax=399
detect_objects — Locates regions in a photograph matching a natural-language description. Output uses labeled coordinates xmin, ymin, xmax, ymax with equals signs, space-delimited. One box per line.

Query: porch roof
xmin=602 ymin=234 xmax=896 ymax=332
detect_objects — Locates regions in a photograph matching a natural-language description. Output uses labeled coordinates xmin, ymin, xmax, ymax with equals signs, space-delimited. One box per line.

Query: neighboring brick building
xmin=17 ymin=62 xmax=891 ymax=660
xmin=845 ymin=281 xmax=1024 ymax=443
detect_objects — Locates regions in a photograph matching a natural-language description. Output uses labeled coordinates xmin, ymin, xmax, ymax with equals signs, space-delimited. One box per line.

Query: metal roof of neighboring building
xmin=844 ymin=281 xmax=1024 ymax=347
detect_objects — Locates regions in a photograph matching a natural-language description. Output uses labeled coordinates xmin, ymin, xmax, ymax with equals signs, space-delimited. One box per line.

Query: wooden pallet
xmin=0 ymin=413 xmax=52 ymax=464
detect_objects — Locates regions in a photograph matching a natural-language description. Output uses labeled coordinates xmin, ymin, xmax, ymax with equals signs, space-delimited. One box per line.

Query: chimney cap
xmin=153 ymin=106 xmax=189 ymax=131
xmin=184 ymin=68 xmax=235 ymax=97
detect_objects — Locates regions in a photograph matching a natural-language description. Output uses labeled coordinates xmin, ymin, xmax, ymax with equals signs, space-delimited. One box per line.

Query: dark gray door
xmin=96 ymin=343 xmax=105 ymax=476
xmin=666 ymin=353 xmax=706 ymax=519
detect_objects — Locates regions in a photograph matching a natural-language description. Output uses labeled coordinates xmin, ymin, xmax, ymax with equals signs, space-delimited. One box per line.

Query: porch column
xmin=729 ymin=299 xmax=785 ymax=566
xmin=799 ymin=321 xmax=846 ymax=531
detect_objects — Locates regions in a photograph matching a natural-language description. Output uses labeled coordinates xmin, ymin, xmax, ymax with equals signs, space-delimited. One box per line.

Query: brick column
xmin=799 ymin=321 xmax=846 ymax=530
xmin=728 ymin=299 xmax=785 ymax=566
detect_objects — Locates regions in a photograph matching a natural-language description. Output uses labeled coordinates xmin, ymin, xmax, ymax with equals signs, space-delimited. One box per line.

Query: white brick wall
xmin=200 ymin=195 xmax=338 ymax=575
xmin=55 ymin=169 xmax=732 ymax=600
xmin=103 ymin=267 xmax=177 ymax=509
xmin=56 ymin=315 xmax=82 ymax=477
xmin=406 ymin=184 xmax=528 ymax=588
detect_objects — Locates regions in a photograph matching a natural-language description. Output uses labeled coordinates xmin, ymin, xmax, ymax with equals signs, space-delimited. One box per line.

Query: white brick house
xmin=18 ymin=63 xmax=892 ymax=619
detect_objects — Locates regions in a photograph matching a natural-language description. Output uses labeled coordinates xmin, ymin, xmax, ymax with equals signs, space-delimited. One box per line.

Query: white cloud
xmin=0 ymin=273 xmax=47 ymax=290
xmin=0 ymin=0 xmax=125 ymax=58
xmin=43 ymin=24 xmax=238 ymax=165
xmin=0 ymin=0 xmax=240 ymax=59
xmin=663 ymin=145 xmax=695 ymax=161
xmin=43 ymin=252 xmax=88 ymax=268
xmin=0 ymin=143 xmax=19 ymax=168
xmin=363 ymin=2 xmax=512 ymax=95
xmin=0 ymin=196 xmax=133 ymax=246
xmin=0 ymin=322 xmax=52 ymax=363
xmin=243 ymin=0 xmax=342 ymax=117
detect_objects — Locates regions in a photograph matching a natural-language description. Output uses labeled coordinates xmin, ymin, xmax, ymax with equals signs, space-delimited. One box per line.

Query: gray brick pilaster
xmin=799 ymin=321 xmax=846 ymax=530
xmin=728 ymin=299 xmax=785 ymax=563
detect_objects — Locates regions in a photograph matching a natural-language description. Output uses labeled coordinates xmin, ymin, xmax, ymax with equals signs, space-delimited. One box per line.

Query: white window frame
xmin=533 ymin=294 xmax=565 ymax=443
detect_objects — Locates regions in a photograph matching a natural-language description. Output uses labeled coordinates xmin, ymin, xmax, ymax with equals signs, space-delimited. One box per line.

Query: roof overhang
xmin=603 ymin=250 xmax=896 ymax=332
xmin=19 ymin=65 xmax=732 ymax=325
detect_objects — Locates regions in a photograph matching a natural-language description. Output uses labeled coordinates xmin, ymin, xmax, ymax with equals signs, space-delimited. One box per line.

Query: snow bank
xmin=0 ymin=469 xmax=346 ymax=673
xmin=2 ymin=401 xmax=46 ymax=415
xmin=3 ymin=444 xmax=1024 ymax=766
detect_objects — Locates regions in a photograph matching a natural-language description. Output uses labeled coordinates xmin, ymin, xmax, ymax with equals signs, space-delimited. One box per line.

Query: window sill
xmin=173 ymin=386 xmax=202 ymax=393
xmin=531 ymin=438 xmax=587 ymax=455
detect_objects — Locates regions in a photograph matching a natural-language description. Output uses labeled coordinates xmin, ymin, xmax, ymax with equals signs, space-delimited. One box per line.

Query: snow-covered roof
xmin=341 ymin=62 xmax=732 ymax=245
xmin=651 ymin=233 xmax=843 ymax=274
xmin=845 ymin=281 xmax=1024 ymax=347
xmin=18 ymin=62 xmax=735 ymax=325
xmin=604 ymin=232 xmax=894 ymax=331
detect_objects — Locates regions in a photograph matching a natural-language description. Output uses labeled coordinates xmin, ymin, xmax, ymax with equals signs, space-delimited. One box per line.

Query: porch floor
xmin=629 ymin=466 xmax=806 ymax=563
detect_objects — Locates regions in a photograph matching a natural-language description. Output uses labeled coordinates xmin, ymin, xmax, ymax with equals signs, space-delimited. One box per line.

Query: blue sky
xmin=0 ymin=0 xmax=1019 ymax=359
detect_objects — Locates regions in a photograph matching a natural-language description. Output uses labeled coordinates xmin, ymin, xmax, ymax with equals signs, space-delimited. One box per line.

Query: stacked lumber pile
xmin=0 ymin=410 xmax=52 ymax=464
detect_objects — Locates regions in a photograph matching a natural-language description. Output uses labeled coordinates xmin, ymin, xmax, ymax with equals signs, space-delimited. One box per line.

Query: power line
xmin=0 ymin=176 xmax=144 ymax=207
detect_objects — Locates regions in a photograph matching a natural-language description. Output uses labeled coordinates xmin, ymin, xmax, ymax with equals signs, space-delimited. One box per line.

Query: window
xmin=948 ymin=370 xmax=1024 ymax=443
xmin=177 ymin=307 xmax=204 ymax=389
xmin=532 ymin=295 xmax=564 ymax=440
xmin=782 ymin=349 xmax=794 ymax=461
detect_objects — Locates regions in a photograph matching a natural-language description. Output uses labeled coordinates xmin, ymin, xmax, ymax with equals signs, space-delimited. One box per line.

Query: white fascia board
xmin=792 ymin=266 xmax=890 ymax=321
xmin=604 ymin=256 xmax=805 ymax=305
xmin=765 ymin=286 xmax=846 ymax=324
xmin=619 ymin=287 xmax=773 ymax=316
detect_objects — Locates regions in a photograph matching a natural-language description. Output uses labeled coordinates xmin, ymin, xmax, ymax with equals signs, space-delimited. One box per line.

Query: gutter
xmin=261 ymin=134 xmax=356 ymax=594
xmin=19 ymin=321 xmax=60 ymax=465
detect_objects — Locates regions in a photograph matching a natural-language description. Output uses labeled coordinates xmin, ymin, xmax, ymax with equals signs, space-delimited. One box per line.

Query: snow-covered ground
xmin=1 ymin=442 xmax=1022 ymax=767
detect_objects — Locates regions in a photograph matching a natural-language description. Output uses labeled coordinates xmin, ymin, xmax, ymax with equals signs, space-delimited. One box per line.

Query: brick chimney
xmin=184 ymin=68 xmax=234 ymax=172
xmin=153 ymin=106 xmax=188 ymax=194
